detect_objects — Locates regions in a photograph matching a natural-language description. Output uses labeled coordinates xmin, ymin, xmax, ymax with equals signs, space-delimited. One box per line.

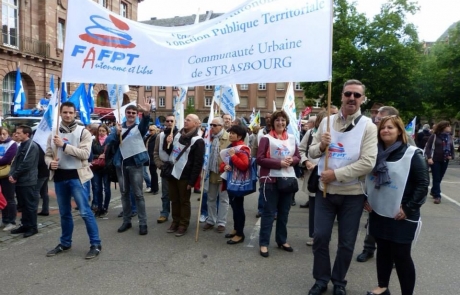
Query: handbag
xmin=226 ymin=151 xmax=257 ymax=197
xmin=0 ymin=165 xmax=11 ymax=179
xmin=307 ymin=165 xmax=319 ymax=193
xmin=91 ymin=146 xmax=107 ymax=171
xmin=276 ymin=177 xmax=299 ymax=194
xmin=0 ymin=185 xmax=7 ymax=210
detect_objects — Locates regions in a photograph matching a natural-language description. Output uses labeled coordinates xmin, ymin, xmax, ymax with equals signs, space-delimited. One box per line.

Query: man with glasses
xmin=165 ymin=114 xmax=204 ymax=237
xmin=154 ymin=115 xmax=177 ymax=224
xmin=307 ymin=80 xmax=377 ymax=295
xmin=222 ymin=114 xmax=232 ymax=131
xmin=202 ymin=117 xmax=230 ymax=233
xmin=106 ymin=99 xmax=152 ymax=236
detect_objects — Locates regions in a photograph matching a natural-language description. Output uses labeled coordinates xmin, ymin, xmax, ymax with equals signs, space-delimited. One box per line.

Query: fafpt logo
xmin=329 ymin=143 xmax=345 ymax=153
xmin=274 ymin=144 xmax=290 ymax=157
xmin=79 ymin=15 xmax=136 ymax=49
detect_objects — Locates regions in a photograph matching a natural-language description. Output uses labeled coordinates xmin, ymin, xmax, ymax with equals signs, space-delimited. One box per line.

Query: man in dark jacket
xmin=144 ymin=125 xmax=159 ymax=194
xmin=416 ymin=124 xmax=431 ymax=149
xmin=165 ymin=114 xmax=205 ymax=237
xmin=9 ymin=125 xmax=39 ymax=238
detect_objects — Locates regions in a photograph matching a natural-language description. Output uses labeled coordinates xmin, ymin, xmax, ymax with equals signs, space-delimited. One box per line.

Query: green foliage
xmin=184 ymin=102 xmax=196 ymax=116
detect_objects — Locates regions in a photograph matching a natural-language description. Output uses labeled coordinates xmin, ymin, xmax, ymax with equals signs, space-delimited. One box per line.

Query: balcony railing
xmin=2 ymin=34 xmax=50 ymax=58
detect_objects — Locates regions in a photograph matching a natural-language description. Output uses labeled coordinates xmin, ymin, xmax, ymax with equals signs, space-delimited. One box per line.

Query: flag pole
xmin=116 ymin=85 xmax=123 ymax=145
xmin=323 ymin=0 xmax=334 ymax=198
xmin=195 ymin=169 xmax=206 ymax=242
xmin=218 ymin=86 xmax=223 ymax=116
xmin=167 ymin=88 xmax=180 ymax=149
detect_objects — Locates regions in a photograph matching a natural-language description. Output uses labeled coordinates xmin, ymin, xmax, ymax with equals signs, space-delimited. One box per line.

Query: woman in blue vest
xmin=365 ymin=115 xmax=429 ymax=295
xmin=256 ymin=110 xmax=300 ymax=258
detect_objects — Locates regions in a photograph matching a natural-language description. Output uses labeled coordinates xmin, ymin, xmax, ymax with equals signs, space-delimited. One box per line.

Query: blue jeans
xmin=116 ymin=166 xmax=147 ymax=225
xmin=160 ymin=177 xmax=170 ymax=217
xmin=201 ymin=191 xmax=208 ymax=217
xmin=257 ymin=186 xmax=264 ymax=214
xmin=84 ymin=181 xmax=93 ymax=206
xmin=259 ymin=183 xmax=292 ymax=247
xmin=55 ymin=179 xmax=101 ymax=247
xmin=430 ymin=160 xmax=449 ymax=198
xmin=143 ymin=166 xmax=151 ymax=188
xmin=93 ymin=171 xmax=112 ymax=210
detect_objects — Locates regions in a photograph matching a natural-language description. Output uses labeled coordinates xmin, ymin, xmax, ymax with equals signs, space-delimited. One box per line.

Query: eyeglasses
xmin=126 ymin=111 xmax=137 ymax=115
xmin=343 ymin=91 xmax=363 ymax=98
xmin=210 ymin=124 xmax=221 ymax=127
xmin=165 ymin=120 xmax=174 ymax=123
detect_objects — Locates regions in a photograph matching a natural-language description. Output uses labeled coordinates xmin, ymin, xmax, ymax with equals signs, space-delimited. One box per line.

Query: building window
xmin=173 ymin=86 xmax=178 ymax=90
xmin=276 ymin=83 xmax=285 ymax=90
xmin=258 ymin=83 xmax=266 ymax=90
xmin=239 ymin=96 xmax=248 ymax=108
xmin=188 ymin=86 xmax=195 ymax=90
xmin=159 ymin=97 xmax=165 ymax=107
xmin=240 ymin=84 xmax=248 ymax=91
xmin=2 ymin=71 xmax=15 ymax=115
xmin=188 ymin=96 xmax=194 ymax=107
xmin=205 ymin=96 xmax=212 ymax=107
xmin=145 ymin=86 xmax=151 ymax=91
xmin=257 ymin=97 xmax=266 ymax=108
xmin=120 ymin=1 xmax=128 ymax=18
xmin=57 ymin=18 xmax=65 ymax=50
xmin=159 ymin=86 xmax=165 ymax=90
xmin=204 ymin=85 xmax=213 ymax=90
xmin=98 ymin=0 xmax=107 ymax=7
xmin=295 ymin=82 xmax=302 ymax=91
xmin=2 ymin=0 xmax=19 ymax=48
xmin=276 ymin=97 xmax=284 ymax=109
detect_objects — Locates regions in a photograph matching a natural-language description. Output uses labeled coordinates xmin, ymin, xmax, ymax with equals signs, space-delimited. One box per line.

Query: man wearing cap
xmin=416 ymin=124 xmax=431 ymax=149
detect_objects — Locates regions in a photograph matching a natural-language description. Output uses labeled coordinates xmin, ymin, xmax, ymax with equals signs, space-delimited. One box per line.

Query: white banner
xmin=62 ymin=0 xmax=332 ymax=86
xmin=107 ymin=84 xmax=129 ymax=108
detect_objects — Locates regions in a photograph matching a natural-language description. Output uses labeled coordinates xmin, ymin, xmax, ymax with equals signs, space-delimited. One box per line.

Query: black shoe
xmin=46 ymin=244 xmax=71 ymax=257
xmin=38 ymin=212 xmax=49 ymax=216
xmin=259 ymin=247 xmax=269 ymax=258
xmin=367 ymin=289 xmax=391 ymax=295
xmin=117 ymin=223 xmax=132 ymax=233
xmin=308 ymin=284 xmax=327 ymax=295
xmin=11 ymin=226 xmax=28 ymax=234
xmin=225 ymin=233 xmax=236 ymax=239
xmin=131 ymin=212 xmax=138 ymax=217
xmin=23 ymin=228 xmax=38 ymax=238
xmin=85 ymin=245 xmax=101 ymax=259
xmin=255 ymin=213 xmax=261 ymax=218
xmin=357 ymin=250 xmax=374 ymax=262
xmin=118 ymin=211 xmax=123 ymax=218
xmin=152 ymin=190 xmax=159 ymax=195
xmin=139 ymin=225 xmax=148 ymax=235
xmin=227 ymin=235 xmax=245 ymax=245
xmin=300 ymin=201 xmax=310 ymax=208
xmin=333 ymin=285 xmax=346 ymax=295
xmin=277 ymin=243 xmax=294 ymax=252
xmin=194 ymin=189 xmax=201 ymax=194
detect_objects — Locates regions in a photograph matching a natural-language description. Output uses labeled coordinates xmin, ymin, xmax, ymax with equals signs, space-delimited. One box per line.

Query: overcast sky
xmin=138 ymin=0 xmax=460 ymax=41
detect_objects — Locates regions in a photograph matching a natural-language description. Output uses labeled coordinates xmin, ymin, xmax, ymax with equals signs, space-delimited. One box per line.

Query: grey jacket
xmin=10 ymin=139 xmax=39 ymax=187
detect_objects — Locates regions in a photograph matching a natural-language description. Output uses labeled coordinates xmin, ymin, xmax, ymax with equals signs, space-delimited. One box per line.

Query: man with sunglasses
xmin=105 ymin=98 xmax=152 ymax=236
xmin=154 ymin=114 xmax=177 ymax=224
xmin=307 ymin=80 xmax=378 ymax=295
xmin=202 ymin=117 xmax=230 ymax=233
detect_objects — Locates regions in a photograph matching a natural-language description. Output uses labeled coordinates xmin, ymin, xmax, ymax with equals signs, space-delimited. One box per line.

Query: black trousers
xmin=375 ymin=238 xmax=415 ymax=295
xmin=16 ymin=185 xmax=38 ymax=229
xmin=229 ymin=194 xmax=245 ymax=237
xmin=148 ymin=164 xmax=159 ymax=192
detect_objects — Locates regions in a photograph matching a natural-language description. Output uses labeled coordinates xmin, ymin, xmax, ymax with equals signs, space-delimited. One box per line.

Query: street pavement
xmin=1 ymin=164 xmax=460 ymax=295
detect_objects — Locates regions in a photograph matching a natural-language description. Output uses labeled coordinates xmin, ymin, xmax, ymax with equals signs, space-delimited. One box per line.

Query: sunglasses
xmin=165 ymin=120 xmax=174 ymax=123
xmin=343 ymin=91 xmax=363 ymax=98
xmin=126 ymin=111 xmax=137 ymax=115
xmin=210 ymin=124 xmax=221 ymax=127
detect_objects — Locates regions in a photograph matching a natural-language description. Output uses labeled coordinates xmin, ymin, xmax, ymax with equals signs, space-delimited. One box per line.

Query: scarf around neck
xmin=59 ymin=121 xmax=78 ymax=134
xmin=372 ymin=140 xmax=402 ymax=189
xmin=440 ymin=132 xmax=452 ymax=160
xmin=209 ymin=129 xmax=224 ymax=174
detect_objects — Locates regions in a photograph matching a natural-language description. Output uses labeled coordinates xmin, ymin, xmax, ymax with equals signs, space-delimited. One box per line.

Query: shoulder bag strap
xmin=344 ymin=115 xmax=363 ymax=132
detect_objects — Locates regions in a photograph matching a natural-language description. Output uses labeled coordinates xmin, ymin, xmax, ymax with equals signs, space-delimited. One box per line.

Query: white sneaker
xmin=199 ymin=215 xmax=208 ymax=223
xmin=144 ymin=187 xmax=152 ymax=193
xmin=3 ymin=223 xmax=17 ymax=231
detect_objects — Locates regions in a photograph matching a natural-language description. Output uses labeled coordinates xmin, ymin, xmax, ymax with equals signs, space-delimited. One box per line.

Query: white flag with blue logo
xmin=282 ymin=82 xmax=300 ymax=144
xmin=213 ymin=85 xmax=239 ymax=119
xmin=33 ymin=89 xmax=59 ymax=152
xmin=107 ymin=84 xmax=129 ymax=108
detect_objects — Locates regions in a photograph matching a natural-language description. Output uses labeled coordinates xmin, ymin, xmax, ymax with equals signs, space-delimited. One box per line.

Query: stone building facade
xmin=0 ymin=0 xmax=142 ymax=116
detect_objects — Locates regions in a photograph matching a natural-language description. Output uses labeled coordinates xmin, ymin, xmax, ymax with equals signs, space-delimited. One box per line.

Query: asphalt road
xmin=1 ymin=165 xmax=460 ymax=295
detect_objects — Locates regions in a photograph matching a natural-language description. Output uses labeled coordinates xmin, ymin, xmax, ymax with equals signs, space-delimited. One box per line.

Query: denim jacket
xmin=105 ymin=114 xmax=150 ymax=167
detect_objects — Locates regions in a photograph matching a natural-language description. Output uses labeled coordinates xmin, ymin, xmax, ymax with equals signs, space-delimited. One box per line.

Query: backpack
xmin=226 ymin=150 xmax=257 ymax=197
